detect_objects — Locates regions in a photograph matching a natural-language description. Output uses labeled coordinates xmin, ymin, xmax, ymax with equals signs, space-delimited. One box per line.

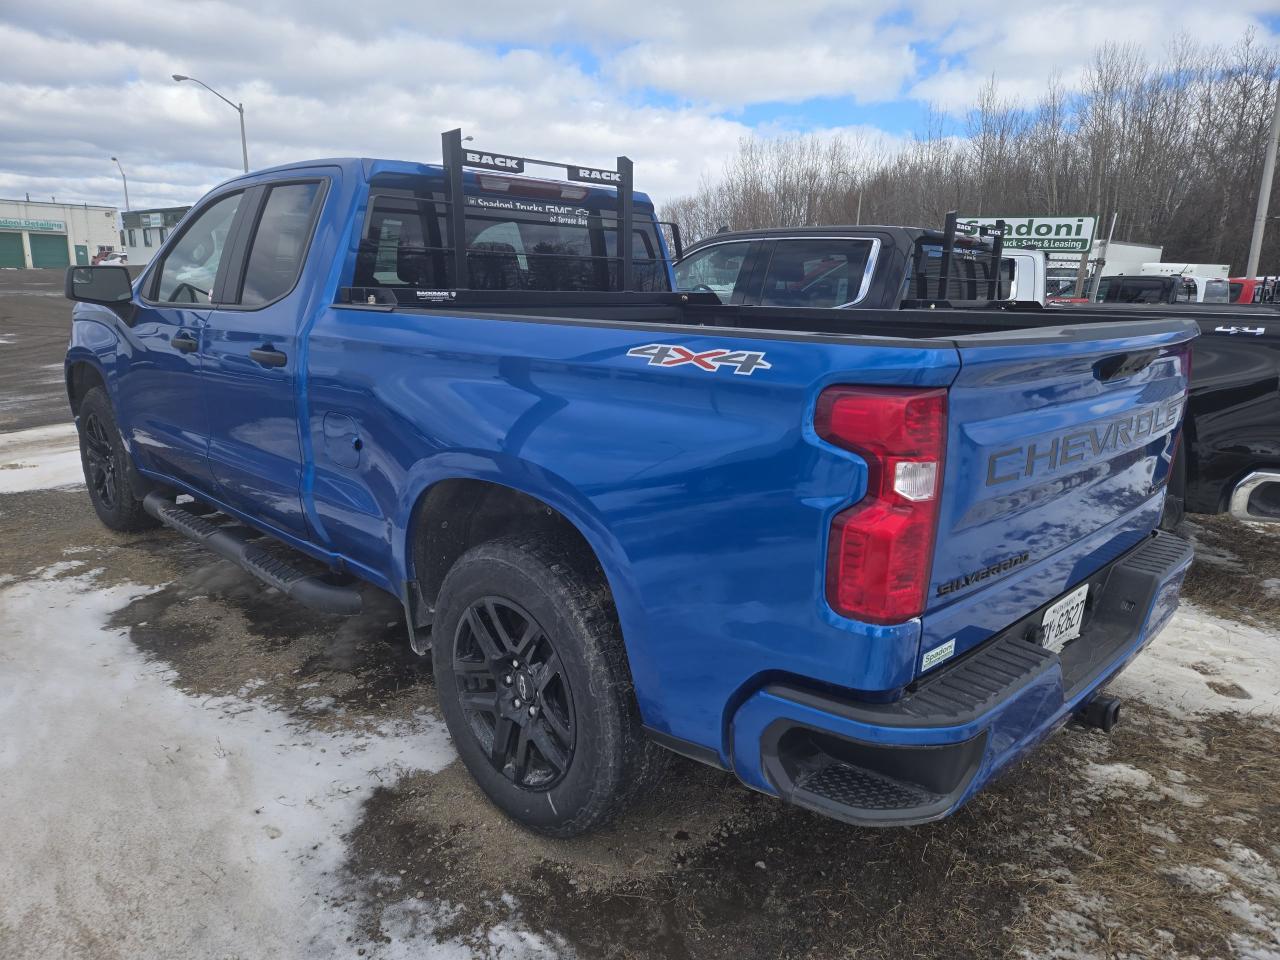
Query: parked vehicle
xmin=91 ymin=250 xmax=128 ymax=266
xmin=674 ymin=221 xmax=1047 ymax=308
xmin=1094 ymin=275 xmax=1178 ymax=304
xmin=65 ymin=136 xmax=1195 ymax=837
xmin=678 ymin=225 xmax=1277 ymax=525
xmin=1140 ymin=262 xmax=1230 ymax=280
xmin=1052 ymin=299 xmax=1280 ymax=523
xmin=1175 ymin=276 xmax=1231 ymax=304
xmin=1229 ymin=276 xmax=1280 ymax=304
xmin=1075 ymin=273 xmax=1227 ymax=306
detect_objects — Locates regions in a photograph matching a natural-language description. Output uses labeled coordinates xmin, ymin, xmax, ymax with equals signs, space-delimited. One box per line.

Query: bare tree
xmin=661 ymin=32 xmax=1280 ymax=271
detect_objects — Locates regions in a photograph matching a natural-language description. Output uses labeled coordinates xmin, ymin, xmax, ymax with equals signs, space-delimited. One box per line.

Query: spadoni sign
xmin=958 ymin=216 xmax=1096 ymax=253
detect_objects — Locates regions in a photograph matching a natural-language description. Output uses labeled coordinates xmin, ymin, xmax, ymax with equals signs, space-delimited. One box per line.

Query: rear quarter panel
xmin=302 ymin=308 xmax=959 ymax=755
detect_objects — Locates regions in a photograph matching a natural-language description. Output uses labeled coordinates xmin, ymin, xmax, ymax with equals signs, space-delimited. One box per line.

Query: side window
xmin=239 ymin=182 xmax=323 ymax=306
xmin=760 ymin=240 xmax=874 ymax=308
xmin=155 ymin=192 xmax=244 ymax=304
xmin=674 ymin=241 xmax=752 ymax=299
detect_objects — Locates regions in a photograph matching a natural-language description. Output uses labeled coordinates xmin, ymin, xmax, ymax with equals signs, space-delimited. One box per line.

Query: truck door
xmin=201 ymin=178 xmax=327 ymax=539
xmin=119 ymin=189 xmax=248 ymax=491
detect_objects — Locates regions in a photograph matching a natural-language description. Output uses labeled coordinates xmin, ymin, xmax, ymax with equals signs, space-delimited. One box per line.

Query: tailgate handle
xmin=1093 ymin=349 xmax=1158 ymax=382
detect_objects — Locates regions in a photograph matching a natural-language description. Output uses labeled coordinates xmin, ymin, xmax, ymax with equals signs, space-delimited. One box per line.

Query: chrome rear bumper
xmin=1229 ymin=470 xmax=1280 ymax=523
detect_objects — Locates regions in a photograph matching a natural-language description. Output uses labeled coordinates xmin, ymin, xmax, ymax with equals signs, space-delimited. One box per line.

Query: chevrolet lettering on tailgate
xmin=986 ymin=398 xmax=1184 ymax=486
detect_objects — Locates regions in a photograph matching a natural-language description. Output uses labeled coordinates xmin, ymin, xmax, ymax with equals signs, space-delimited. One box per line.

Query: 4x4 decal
xmin=626 ymin=343 xmax=772 ymax=376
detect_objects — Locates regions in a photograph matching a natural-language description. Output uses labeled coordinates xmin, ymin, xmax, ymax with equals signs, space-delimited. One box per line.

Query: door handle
xmin=172 ymin=332 xmax=199 ymax=353
xmin=250 ymin=346 xmax=288 ymax=368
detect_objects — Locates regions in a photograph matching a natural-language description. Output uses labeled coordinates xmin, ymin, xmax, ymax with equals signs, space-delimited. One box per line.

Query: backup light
xmin=815 ymin=386 xmax=947 ymax=624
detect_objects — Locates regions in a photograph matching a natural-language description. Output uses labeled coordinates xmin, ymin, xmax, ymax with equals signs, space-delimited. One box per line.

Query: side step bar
xmin=143 ymin=492 xmax=362 ymax=615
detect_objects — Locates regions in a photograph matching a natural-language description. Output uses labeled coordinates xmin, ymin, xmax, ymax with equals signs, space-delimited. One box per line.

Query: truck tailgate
xmin=923 ymin=318 xmax=1196 ymax=660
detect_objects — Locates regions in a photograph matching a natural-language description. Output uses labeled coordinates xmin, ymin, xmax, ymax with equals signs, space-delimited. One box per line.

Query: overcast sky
xmin=3 ymin=1 xmax=1278 ymax=212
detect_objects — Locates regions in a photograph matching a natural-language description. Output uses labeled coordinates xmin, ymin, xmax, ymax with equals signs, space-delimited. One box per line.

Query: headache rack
xmin=904 ymin=211 xmax=1014 ymax=307
xmin=419 ymin=128 xmax=680 ymax=295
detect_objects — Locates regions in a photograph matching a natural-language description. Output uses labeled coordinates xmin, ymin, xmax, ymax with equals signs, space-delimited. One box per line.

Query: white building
xmin=121 ymin=206 xmax=192 ymax=266
xmin=0 ymin=198 xmax=120 ymax=268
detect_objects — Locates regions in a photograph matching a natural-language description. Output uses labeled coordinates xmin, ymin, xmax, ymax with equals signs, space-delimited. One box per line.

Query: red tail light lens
xmin=816 ymin=386 xmax=947 ymax=624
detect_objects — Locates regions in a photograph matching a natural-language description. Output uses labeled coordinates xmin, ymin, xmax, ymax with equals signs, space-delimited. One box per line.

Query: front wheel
xmin=431 ymin=538 xmax=664 ymax=836
xmin=77 ymin=386 xmax=157 ymax=532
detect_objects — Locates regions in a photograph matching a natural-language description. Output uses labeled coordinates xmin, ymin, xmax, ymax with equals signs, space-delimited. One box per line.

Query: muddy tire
xmin=77 ymin=386 xmax=157 ymax=533
xmin=431 ymin=537 xmax=665 ymax=837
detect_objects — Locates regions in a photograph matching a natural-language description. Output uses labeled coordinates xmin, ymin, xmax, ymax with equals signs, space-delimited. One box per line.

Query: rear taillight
xmin=815 ymin=386 xmax=947 ymax=624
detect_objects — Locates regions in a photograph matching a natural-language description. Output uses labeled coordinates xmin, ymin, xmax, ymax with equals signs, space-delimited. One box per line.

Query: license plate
xmin=1042 ymin=583 xmax=1089 ymax=653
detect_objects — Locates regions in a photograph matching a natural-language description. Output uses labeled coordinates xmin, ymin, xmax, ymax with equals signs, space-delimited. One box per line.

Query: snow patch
xmin=1080 ymin=761 xmax=1206 ymax=807
xmin=1110 ymin=603 xmax=1280 ymax=722
xmin=0 ymin=570 xmax=559 ymax=958
xmin=0 ymin=421 xmax=83 ymax=492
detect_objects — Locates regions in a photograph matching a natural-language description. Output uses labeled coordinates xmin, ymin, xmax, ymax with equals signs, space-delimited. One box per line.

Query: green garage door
xmin=29 ymin=233 xmax=70 ymax=268
xmin=0 ymin=232 xmax=22 ymax=268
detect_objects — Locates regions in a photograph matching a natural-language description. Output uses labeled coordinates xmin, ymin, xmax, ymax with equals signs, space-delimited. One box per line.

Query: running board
xmin=142 ymin=492 xmax=362 ymax=615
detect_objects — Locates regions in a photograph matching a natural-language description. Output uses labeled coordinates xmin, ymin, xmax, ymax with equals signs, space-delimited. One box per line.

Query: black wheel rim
xmin=453 ymin=596 xmax=576 ymax=790
xmin=82 ymin=412 xmax=118 ymax=510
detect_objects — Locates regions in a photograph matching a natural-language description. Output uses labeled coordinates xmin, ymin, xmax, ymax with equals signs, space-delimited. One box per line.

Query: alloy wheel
xmin=453 ymin=596 xmax=576 ymax=790
xmin=82 ymin=412 xmax=118 ymax=510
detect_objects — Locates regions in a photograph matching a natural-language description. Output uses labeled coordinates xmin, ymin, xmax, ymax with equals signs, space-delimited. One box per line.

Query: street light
xmin=110 ymin=156 xmax=130 ymax=211
xmin=172 ymin=73 xmax=249 ymax=173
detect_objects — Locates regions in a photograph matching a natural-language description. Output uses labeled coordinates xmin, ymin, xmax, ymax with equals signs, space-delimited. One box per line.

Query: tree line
xmin=661 ymin=33 xmax=1280 ymax=274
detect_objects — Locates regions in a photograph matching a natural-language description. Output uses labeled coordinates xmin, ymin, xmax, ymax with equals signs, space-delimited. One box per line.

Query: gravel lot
xmin=2 ymin=269 xmax=1278 ymax=960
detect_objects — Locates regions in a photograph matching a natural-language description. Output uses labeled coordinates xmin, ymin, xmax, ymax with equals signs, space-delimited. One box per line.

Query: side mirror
xmin=65 ymin=265 xmax=134 ymax=304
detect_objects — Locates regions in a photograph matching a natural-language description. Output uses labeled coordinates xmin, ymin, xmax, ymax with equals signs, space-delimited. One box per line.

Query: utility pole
xmin=172 ymin=74 xmax=250 ymax=173
xmin=1246 ymin=76 xmax=1280 ymax=279
xmin=110 ymin=157 xmax=130 ymax=211
xmin=1088 ymin=211 xmax=1118 ymax=301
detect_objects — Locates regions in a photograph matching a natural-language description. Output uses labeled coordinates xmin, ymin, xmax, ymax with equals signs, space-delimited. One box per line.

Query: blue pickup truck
xmin=64 ymin=132 xmax=1196 ymax=837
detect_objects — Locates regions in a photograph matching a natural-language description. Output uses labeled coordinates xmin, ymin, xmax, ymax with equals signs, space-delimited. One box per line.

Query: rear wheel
xmin=77 ymin=387 xmax=157 ymax=532
xmin=431 ymin=538 xmax=664 ymax=836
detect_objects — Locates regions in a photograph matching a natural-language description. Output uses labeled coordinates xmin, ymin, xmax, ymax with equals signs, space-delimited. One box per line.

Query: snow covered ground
xmin=1112 ymin=601 xmax=1280 ymax=721
xmin=0 ymin=421 xmax=1277 ymax=959
xmin=0 ymin=563 xmax=565 ymax=959
xmin=0 ymin=423 xmax=82 ymax=493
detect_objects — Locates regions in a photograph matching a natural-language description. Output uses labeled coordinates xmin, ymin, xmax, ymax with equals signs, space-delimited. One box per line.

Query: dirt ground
xmin=2 ymin=271 xmax=1278 ymax=959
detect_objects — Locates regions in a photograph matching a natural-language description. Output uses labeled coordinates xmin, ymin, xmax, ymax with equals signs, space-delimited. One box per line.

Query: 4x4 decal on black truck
xmin=626 ymin=343 xmax=772 ymax=375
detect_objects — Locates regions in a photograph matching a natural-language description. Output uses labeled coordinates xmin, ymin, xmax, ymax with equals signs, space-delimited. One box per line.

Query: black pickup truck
xmin=673 ymin=222 xmax=1040 ymax=309
xmin=1048 ymin=301 xmax=1280 ymax=525
xmin=675 ymin=220 xmax=1280 ymax=525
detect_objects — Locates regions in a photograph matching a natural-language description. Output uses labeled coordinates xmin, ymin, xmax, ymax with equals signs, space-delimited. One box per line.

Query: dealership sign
xmin=0 ymin=217 xmax=66 ymax=232
xmin=958 ymin=216 xmax=1096 ymax=252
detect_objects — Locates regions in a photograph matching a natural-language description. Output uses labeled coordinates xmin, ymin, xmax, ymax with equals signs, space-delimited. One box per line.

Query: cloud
xmin=0 ymin=1 xmax=1276 ymax=210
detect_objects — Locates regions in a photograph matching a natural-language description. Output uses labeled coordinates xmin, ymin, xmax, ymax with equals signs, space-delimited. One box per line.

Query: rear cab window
xmin=1109 ymin=278 xmax=1169 ymax=303
xmin=1202 ymin=279 xmax=1230 ymax=304
xmin=353 ymin=172 xmax=669 ymax=293
xmin=912 ymin=241 xmax=1013 ymax=301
